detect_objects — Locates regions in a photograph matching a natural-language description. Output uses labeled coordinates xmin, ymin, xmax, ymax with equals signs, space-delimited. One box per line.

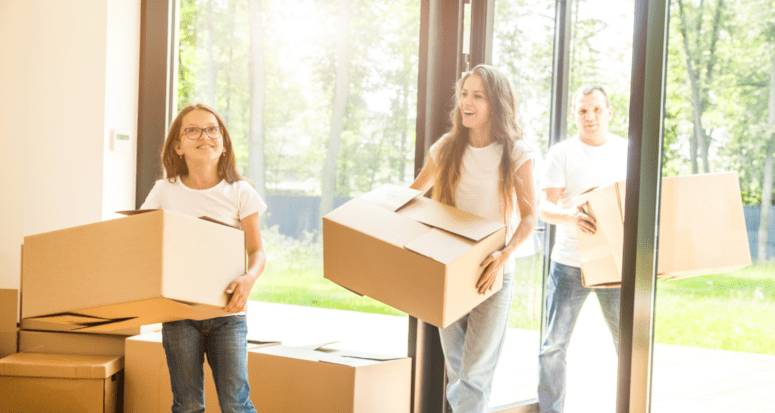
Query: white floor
xmin=246 ymin=298 xmax=618 ymax=411
xmin=247 ymin=299 xmax=775 ymax=413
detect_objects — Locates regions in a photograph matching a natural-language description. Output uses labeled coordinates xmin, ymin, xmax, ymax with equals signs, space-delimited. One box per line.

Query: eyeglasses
xmin=181 ymin=126 xmax=223 ymax=140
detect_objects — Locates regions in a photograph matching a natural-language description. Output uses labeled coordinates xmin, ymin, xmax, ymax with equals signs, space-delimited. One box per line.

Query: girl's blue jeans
xmin=162 ymin=314 xmax=256 ymax=413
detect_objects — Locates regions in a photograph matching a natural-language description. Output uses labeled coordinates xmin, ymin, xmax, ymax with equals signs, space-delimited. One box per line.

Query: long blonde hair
xmin=433 ymin=65 xmax=526 ymax=225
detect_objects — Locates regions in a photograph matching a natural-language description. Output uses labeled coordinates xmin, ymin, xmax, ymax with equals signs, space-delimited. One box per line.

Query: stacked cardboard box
xmin=0 ymin=352 xmax=123 ymax=413
xmin=323 ymin=184 xmax=507 ymax=328
xmin=574 ymin=172 xmax=752 ymax=287
xmin=248 ymin=344 xmax=412 ymax=413
xmin=0 ymin=289 xmax=19 ymax=359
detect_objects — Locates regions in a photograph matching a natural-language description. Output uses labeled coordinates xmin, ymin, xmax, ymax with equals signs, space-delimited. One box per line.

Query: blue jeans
xmin=162 ymin=315 xmax=256 ymax=413
xmin=440 ymin=274 xmax=514 ymax=413
xmin=537 ymin=262 xmax=620 ymax=413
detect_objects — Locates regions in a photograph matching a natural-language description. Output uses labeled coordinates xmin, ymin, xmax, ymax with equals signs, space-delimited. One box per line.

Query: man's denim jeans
xmin=537 ymin=261 xmax=620 ymax=413
xmin=440 ymin=274 xmax=514 ymax=413
xmin=162 ymin=315 xmax=256 ymax=413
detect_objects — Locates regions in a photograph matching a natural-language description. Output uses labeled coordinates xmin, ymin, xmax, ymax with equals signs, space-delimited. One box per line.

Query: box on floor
xmin=21 ymin=209 xmax=245 ymax=332
xmin=248 ymin=344 xmax=411 ymax=413
xmin=574 ymin=172 xmax=751 ymax=287
xmin=323 ymin=184 xmax=506 ymax=328
xmin=124 ymin=331 xmax=279 ymax=413
xmin=0 ymin=352 xmax=123 ymax=413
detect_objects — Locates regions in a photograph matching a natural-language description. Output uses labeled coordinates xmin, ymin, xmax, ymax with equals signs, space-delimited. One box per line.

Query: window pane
xmin=653 ymin=0 xmax=775 ymax=410
xmin=177 ymin=0 xmax=420 ymax=351
xmin=493 ymin=0 xmax=635 ymax=411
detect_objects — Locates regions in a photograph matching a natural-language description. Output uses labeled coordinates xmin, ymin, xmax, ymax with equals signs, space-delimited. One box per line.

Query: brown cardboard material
xmin=248 ymin=344 xmax=411 ymax=413
xmin=323 ymin=184 xmax=507 ymax=328
xmin=574 ymin=172 xmax=751 ymax=287
xmin=124 ymin=331 xmax=279 ymax=413
xmin=19 ymin=330 xmax=127 ymax=357
xmin=21 ymin=209 xmax=245 ymax=332
xmin=0 ymin=352 xmax=123 ymax=413
xmin=1 ymin=289 xmax=19 ymax=330
xmin=0 ymin=329 xmax=18 ymax=359
xmin=21 ymin=316 xmax=161 ymax=336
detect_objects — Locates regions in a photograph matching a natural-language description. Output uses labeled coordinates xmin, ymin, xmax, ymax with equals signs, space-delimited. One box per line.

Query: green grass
xmin=251 ymin=227 xmax=775 ymax=354
xmin=654 ymin=263 xmax=775 ymax=354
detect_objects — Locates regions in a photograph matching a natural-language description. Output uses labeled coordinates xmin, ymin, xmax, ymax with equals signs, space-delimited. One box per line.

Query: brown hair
xmin=433 ymin=64 xmax=527 ymax=225
xmin=161 ymin=103 xmax=244 ymax=184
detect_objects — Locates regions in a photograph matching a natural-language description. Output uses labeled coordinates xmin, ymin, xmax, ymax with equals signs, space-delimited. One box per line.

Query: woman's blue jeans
xmin=439 ymin=274 xmax=514 ymax=413
xmin=537 ymin=261 xmax=620 ymax=413
xmin=162 ymin=315 xmax=256 ymax=413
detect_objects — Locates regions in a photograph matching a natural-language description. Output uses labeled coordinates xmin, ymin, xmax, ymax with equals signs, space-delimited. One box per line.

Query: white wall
xmin=0 ymin=0 xmax=140 ymax=289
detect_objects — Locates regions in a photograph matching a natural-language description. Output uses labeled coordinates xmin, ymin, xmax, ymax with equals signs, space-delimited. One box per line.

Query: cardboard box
xmin=323 ymin=184 xmax=506 ymax=328
xmin=19 ymin=330 xmax=127 ymax=357
xmin=0 ymin=352 xmax=123 ymax=413
xmin=248 ymin=344 xmax=411 ymax=413
xmin=20 ymin=317 xmax=161 ymax=336
xmin=1 ymin=289 xmax=19 ymax=330
xmin=575 ymin=172 xmax=751 ymax=287
xmin=124 ymin=331 xmax=279 ymax=413
xmin=0 ymin=329 xmax=17 ymax=359
xmin=1 ymin=289 xmax=19 ymax=358
xmin=21 ymin=209 xmax=246 ymax=332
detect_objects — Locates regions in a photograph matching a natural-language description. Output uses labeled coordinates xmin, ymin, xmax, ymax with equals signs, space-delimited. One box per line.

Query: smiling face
xmin=573 ymin=89 xmax=613 ymax=144
xmin=459 ymin=74 xmax=491 ymax=133
xmin=175 ymin=109 xmax=224 ymax=165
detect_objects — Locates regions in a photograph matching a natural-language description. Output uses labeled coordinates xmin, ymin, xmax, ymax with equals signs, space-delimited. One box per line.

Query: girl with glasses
xmin=141 ymin=103 xmax=264 ymax=413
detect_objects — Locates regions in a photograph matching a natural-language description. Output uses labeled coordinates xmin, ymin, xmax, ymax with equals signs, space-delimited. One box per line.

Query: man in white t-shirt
xmin=537 ymin=84 xmax=628 ymax=413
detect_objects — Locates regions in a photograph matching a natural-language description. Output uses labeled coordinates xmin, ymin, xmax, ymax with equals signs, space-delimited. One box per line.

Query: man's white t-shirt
xmin=430 ymin=136 xmax=535 ymax=274
xmin=141 ymin=178 xmax=267 ymax=229
xmin=539 ymin=133 xmax=628 ymax=268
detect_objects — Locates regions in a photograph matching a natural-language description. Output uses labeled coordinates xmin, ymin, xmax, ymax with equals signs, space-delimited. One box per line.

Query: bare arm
xmin=539 ymin=188 xmax=596 ymax=234
xmin=476 ymin=161 xmax=539 ymax=294
xmin=224 ymin=211 xmax=266 ymax=313
xmin=409 ymin=155 xmax=437 ymax=194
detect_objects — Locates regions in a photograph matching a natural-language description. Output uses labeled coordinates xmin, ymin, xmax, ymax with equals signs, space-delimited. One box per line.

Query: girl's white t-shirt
xmin=141 ymin=178 xmax=267 ymax=229
xmin=430 ymin=136 xmax=535 ymax=273
xmin=140 ymin=178 xmax=266 ymax=317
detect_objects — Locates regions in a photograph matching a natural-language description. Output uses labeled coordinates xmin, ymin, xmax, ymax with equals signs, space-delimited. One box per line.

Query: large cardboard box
xmin=124 ymin=332 xmax=278 ymax=413
xmin=323 ymin=184 xmax=506 ymax=328
xmin=19 ymin=330 xmax=127 ymax=357
xmin=1 ymin=289 xmax=19 ymax=358
xmin=21 ymin=209 xmax=245 ymax=332
xmin=0 ymin=353 xmax=123 ymax=413
xmin=575 ymin=172 xmax=751 ymax=287
xmin=248 ymin=344 xmax=411 ymax=413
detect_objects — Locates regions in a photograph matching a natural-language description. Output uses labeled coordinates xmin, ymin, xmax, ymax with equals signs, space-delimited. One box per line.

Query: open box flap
xmin=398 ymin=197 xmax=504 ymax=241
xmin=359 ymin=184 xmax=422 ymax=212
xmin=117 ymin=209 xmax=238 ymax=229
xmin=404 ymin=228 xmax=474 ymax=264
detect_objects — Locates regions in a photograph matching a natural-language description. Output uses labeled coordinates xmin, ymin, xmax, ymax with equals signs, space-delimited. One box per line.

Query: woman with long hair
xmin=410 ymin=65 xmax=537 ymax=412
xmin=141 ymin=103 xmax=264 ymax=413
